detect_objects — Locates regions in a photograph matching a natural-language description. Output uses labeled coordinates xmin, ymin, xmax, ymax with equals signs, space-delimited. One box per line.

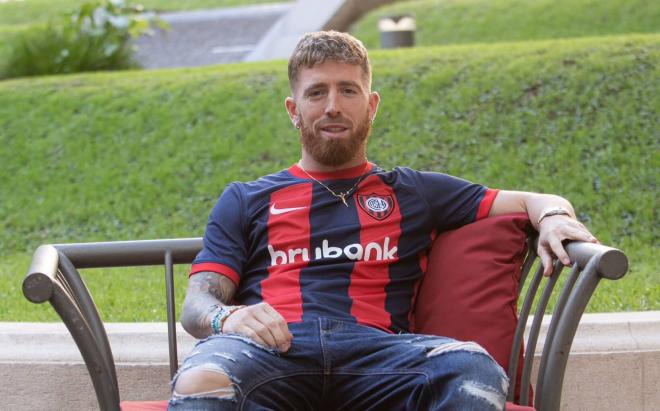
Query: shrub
xmin=1 ymin=0 xmax=163 ymax=79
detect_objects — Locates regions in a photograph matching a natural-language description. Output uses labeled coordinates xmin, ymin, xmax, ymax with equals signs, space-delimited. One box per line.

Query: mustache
xmin=315 ymin=116 xmax=353 ymax=129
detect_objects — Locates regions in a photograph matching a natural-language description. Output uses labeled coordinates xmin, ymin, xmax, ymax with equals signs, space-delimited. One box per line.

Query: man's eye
xmin=309 ymin=90 xmax=325 ymax=98
xmin=343 ymin=88 xmax=357 ymax=94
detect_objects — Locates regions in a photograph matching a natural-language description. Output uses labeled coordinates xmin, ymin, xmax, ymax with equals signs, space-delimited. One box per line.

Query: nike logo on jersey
xmin=270 ymin=203 xmax=307 ymax=215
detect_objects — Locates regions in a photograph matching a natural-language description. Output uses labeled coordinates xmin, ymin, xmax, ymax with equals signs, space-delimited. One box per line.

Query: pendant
xmin=338 ymin=193 xmax=349 ymax=207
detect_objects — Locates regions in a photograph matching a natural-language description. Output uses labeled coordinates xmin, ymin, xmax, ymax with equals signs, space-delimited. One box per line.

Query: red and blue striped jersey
xmin=191 ymin=162 xmax=498 ymax=333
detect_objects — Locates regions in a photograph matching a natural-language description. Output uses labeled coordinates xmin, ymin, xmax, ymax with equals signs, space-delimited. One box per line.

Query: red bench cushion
xmin=412 ymin=213 xmax=532 ymax=404
xmin=120 ymin=401 xmax=168 ymax=410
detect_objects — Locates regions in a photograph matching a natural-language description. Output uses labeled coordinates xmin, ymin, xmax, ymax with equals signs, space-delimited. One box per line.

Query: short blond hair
xmin=288 ymin=31 xmax=372 ymax=92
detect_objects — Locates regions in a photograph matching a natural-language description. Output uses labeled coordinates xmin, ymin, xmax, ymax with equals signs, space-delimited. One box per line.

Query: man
xmin=169 ymin=31 xmax=597 ymax=410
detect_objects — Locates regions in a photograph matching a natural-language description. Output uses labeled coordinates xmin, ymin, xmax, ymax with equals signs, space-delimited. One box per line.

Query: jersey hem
xmin=190 ymin=262 xmax=240 ymax=286
xmin=476 ymin=188 xmax=499 ymax=220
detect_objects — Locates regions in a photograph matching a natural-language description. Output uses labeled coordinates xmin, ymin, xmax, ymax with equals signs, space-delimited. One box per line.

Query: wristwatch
xmin=537 ymin=206 xmax=572 ymax=226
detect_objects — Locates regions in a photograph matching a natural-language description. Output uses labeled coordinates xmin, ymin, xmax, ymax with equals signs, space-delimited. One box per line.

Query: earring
xmin=295 ymin=120 xmax=301 ymax=129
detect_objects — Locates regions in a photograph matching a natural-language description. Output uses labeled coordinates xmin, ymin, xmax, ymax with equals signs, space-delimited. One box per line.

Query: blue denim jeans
xmin=169 ymin=318 xmax=508 ymax=410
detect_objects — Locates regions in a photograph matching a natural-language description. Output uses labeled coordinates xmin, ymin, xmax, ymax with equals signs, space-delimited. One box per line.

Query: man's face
xmin=286 ymin=61 xmax=380 ymax=167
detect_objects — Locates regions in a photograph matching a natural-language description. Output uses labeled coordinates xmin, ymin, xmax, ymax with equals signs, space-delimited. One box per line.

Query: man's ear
xmin=368 ymin=91 xmax=381 ymax=122
xmin=285 ymin=97 xmax=299 ymax=128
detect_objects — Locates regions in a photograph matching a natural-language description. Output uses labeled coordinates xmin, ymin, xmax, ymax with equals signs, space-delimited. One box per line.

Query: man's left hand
xmin=537 ymin=215 xmax=598 ymax=276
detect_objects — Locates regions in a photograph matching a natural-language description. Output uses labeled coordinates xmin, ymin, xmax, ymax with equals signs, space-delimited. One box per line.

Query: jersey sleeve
xmin=407 ymin=169 xmax=499 ymax=231
xmin=190 ymin=183 xmax=247 ymax=286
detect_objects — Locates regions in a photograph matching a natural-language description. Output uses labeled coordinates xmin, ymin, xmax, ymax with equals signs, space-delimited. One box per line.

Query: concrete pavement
xmin=132 ymin=0 xmax=398 ymax=68
xmin=133 ymin=3 xmax=293 ymax=68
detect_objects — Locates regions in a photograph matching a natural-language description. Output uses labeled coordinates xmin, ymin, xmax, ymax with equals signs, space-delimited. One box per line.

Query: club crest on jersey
xmin=357 ymin=193 xmax=394 ymax=220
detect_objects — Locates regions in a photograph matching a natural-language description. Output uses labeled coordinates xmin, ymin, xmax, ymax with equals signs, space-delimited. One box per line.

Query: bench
xmin=22 ymin=213 xmax=628 ymax=410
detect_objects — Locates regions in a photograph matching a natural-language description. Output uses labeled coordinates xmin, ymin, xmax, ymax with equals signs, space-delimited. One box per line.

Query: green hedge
xmin=351 ymin=0 xmax=660 ymax=48
xmin=1 ymin=34 xmax=657 ymax=321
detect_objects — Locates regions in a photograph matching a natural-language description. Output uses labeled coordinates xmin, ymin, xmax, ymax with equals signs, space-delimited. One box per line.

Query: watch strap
xmin=537 ymin=206 xmax=571 ymax=226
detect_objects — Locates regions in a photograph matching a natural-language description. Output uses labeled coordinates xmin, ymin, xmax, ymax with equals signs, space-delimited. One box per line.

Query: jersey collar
xmin=288 ymin=162 xmax=374 ymax=180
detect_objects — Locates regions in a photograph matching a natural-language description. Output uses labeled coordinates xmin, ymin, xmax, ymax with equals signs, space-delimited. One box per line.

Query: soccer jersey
xmin=191 ymin=162 xmax=498 ymax=333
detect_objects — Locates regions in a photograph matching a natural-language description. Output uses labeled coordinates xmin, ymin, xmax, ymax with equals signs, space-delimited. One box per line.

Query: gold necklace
xmin=298 ymin=163 xmax=367 ymax=207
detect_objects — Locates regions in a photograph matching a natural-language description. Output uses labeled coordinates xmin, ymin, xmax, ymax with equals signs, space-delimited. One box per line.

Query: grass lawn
xmin=0 ymin=26 xmax=20 ymax=63
xmin=2 ymin=254 xmax=190 ymax=322
xmin=351 ymin=0 xmax=660 ymax=49
xmin=1 ymin=34 xmax=657 ymax=321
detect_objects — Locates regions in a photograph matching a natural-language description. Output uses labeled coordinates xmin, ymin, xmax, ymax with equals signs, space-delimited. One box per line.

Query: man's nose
xmin=324 ymin=91 xmax=340 ymax=117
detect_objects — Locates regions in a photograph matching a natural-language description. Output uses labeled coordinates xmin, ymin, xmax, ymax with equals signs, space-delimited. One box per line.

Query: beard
xmin=299 ymin=110 xmax=372 ymax=167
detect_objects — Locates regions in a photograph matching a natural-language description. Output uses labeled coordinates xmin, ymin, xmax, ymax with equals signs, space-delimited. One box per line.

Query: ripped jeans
xmin=169 ymin=317 xmax=508 ymax=410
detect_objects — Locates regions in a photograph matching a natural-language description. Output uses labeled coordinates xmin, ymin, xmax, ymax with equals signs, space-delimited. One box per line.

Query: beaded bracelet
xmin=210 ymin=305 xmax=245 ymax=334
xmin=210 ymin=308 xmax=223 ymax=335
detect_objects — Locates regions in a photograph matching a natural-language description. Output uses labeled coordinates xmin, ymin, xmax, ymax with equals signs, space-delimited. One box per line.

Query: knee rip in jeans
xmin=172 ymin=363 xmax=238 ymax=400
xmin=417 ymin=340 xmax=509 ymax=409
xmin=461 ymin=380 xmax=508 ymax=409
xmin=201 ymin=333 xmax=280 ymax=355
xmin=425 ymin=341 xmax=507 ymax=378
xmin=424 ymin=340 xmax=489 ymax=358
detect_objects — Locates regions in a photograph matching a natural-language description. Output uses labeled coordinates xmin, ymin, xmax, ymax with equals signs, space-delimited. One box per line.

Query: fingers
xmin=559 ymin=221 xmax=598 ymax=243
xmin=537 ymin=216 xmax=598 ymax=276
xmin=261 ymin=304 xmax=294 ymax=350
xmin=537 ymin=228 xmax=571 ymax=275
xmin=537 ymin=246 xmax=555 ymax=276
xmin=249 ymin=305 xmax=292 ymax=352
xmin=222 ymin=303 xmax=292 ymax=352
xmin=547 ymin=236 xmax=570 ymax=267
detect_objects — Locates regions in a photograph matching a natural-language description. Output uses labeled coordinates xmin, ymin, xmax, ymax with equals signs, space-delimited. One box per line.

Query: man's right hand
xmin=222 ymin=302 xmax=293 ymax=353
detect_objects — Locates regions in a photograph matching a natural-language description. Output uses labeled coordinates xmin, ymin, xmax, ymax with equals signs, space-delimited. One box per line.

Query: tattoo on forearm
xmin=204 ymin=273 xmax=235 ymax=304
xmin=181 ymin=271 xmax=237 ymax=338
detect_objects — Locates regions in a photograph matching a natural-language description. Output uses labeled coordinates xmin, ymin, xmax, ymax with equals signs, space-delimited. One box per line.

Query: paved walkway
xmin=133 ymin=2 xmax=293 ymax=68
xmin=132 ymin=0 xmax=391 ymax=68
